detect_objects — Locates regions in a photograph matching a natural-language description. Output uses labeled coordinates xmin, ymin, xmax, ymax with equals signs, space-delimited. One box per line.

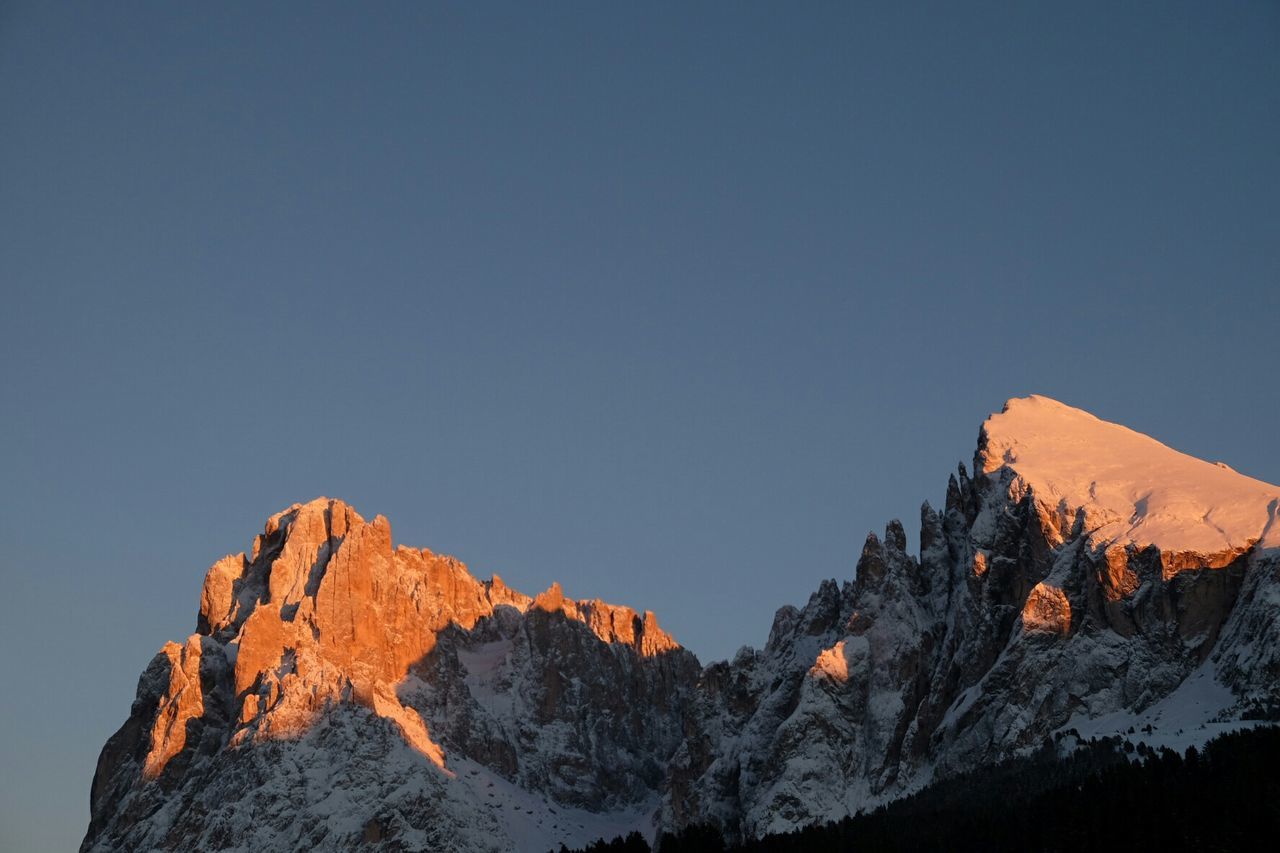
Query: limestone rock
xmin=85 ymin=497 xmax=698 ymax=852
xmin=85 ymin=397 xmax=1280 ymax=851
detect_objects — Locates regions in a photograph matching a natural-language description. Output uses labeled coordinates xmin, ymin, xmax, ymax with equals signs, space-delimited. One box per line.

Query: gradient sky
xmin=2 ymin=2 xmax=1278 ymax=849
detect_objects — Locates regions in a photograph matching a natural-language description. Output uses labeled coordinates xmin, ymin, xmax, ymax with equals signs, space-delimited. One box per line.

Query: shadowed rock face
xmin=84 ymin=498 xmax=699 ymax=853
xmin=85 ymin=397 xmax=1280 ymax=851
xmin=662 ymin=399 xmax=1280 ymax=841
xmin=663 ymin=466 xmax=1275 ymax=842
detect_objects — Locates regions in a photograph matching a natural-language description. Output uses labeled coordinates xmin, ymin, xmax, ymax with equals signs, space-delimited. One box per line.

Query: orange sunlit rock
xmin=1021 ymin=582 xmax=1072 ymax=635
xmin=143 ymin=496 xmax=682 ymax=777
xmin=141 ymin=637 xmax=206 ymax=780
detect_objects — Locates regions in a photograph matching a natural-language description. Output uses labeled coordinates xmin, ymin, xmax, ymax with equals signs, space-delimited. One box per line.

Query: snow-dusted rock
xmin=85 ymin=396 xmax=1280 ymax=850
xmin=978 ymin=394 xmax=1279 ymax=560
xmin=665 ymin=396 xmax=1280 ymax=841
xmin=85 ymin=498 xmax=697 ymax=852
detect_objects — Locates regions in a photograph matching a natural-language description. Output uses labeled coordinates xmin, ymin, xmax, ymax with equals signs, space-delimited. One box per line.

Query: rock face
xmin=85 ymin=396 xmax=1280 ymax=851
xmin=85 ymin=499 xmax=698 ymax=852
xmin=663 ymin=396 xmax=1280 ymax=840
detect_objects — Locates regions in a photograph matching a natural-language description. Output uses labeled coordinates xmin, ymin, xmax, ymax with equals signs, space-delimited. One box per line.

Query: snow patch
xmin=982 ymin=395 xmax=1280 ymax=555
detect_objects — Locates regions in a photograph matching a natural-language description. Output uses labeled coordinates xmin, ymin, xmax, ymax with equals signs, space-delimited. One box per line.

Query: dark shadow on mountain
xmin=562 ymin=726 xmax=1280 ymax=853
xmin=395 ymin=602 xmax=701 ymax=811
xmin=86 ymin=596 xmax=701 ymax=851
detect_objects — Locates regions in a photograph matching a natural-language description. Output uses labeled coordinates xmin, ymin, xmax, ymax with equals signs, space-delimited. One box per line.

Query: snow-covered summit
xmin=979 ymin=395 xmax=1280 ymax=556
xmin=86 ymin=400 xmax=1280 ymax=852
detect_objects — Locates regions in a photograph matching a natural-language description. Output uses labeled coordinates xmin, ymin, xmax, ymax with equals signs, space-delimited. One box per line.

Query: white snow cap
xmin=980 ymin=395 xmax=1280 ymax=555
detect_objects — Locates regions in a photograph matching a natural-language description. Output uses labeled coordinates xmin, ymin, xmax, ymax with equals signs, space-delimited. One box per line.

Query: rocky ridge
xmin=85 ymin=396 xmax=1280 ymax=851
xmin=86 ymin=499 xmax=697 ymax=852
xmin=664 ymin=396 xmax=1280 ymax=840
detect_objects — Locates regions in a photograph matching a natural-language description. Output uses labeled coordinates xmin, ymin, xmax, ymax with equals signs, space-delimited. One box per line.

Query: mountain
xmin=84 ymin=396 xmax=1280 ymax=851
xmin=85 ymin=501 xmax=697 ymax=852
xmin=656 ymin=727 xmax=1280 ymax=852
xmin=662 ymin=395 xmax=1280 ymax=841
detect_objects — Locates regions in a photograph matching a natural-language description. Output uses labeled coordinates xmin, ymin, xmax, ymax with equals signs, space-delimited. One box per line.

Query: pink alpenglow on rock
xmin=87 ymin=497 xmax=697 ymax=852
xmin=85 ymin=397 xmax=1280 ymax=852
xmin=979 ymin=395 xmax=1280 ymax=563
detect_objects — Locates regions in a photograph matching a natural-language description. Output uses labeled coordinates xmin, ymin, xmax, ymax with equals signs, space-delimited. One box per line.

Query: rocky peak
xmin=979 ymin=395 xmax=1280 ymax=563
xmin=664 ymin=397 xmax=1280 ymax=842
xmin=86 ymin=498 xmax=699 ymax=852
xmin=529 ymin=581 xmax=680 ymax=655
xmin=86 ymin=399 xmax=1280 ymax=853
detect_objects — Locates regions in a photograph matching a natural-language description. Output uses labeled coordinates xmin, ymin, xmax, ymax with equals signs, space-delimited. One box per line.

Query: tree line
xmin=556 ymin=726 xmax=1280 ymax=852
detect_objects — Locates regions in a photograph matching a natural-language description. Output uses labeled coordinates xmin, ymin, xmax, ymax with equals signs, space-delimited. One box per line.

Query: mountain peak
xmin=86 ymin=401 xmax=1280 ymax=852
xmin=979 ymin=395 xmax=1280 ymax=555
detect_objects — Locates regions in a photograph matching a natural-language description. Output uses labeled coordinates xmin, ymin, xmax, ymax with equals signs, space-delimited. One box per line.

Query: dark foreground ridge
xmin=562 ymin=726 xmax=1280 ymax=853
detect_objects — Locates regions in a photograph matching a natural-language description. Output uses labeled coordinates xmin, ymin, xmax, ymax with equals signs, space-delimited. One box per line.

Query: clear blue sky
xmin=1 ymin=2 xmax=1277 ymax=849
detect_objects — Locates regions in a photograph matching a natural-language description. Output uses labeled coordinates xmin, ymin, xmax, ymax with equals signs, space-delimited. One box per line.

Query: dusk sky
xmin=2 ymin=2 xmax=1278 ymax=849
